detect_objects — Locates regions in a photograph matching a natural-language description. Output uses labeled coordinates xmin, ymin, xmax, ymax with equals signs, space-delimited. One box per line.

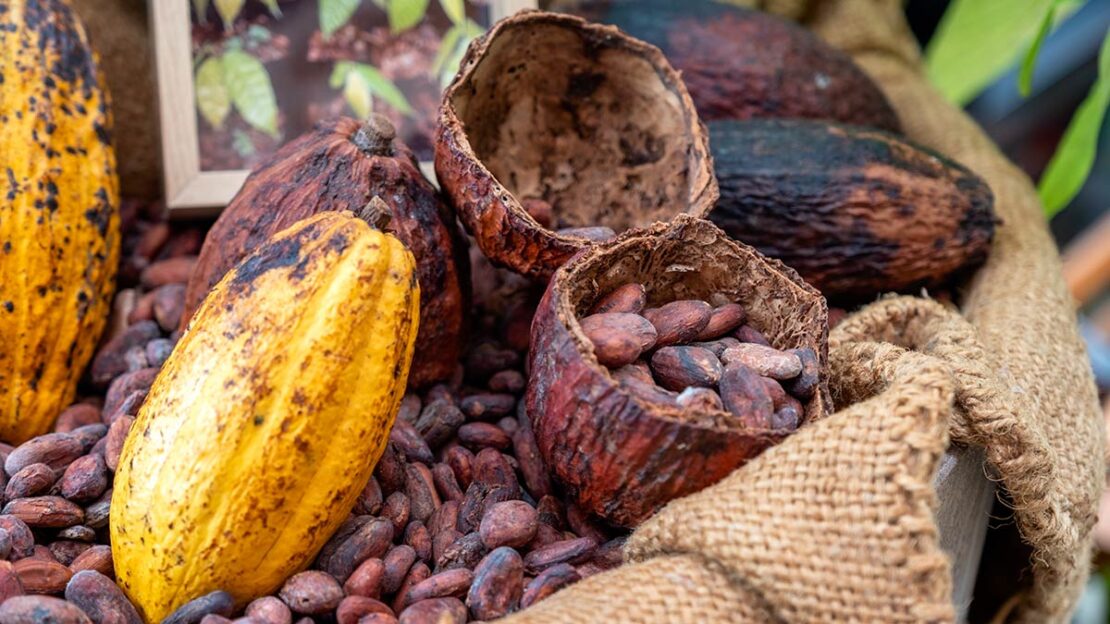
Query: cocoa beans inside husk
xmin=527 ymin=216 xmax=829 ymax=526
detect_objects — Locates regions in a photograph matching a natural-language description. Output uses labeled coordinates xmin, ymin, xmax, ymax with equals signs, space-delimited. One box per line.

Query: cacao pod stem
xmin=360 ymin=196 xmax=394 ymax=232
xmin=352 ymin=114 xmax=396 ymax=156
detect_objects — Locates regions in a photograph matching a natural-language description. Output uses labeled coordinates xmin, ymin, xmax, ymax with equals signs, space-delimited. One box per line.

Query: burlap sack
xmin=502 ymin=0 xmax=1104 ymax=622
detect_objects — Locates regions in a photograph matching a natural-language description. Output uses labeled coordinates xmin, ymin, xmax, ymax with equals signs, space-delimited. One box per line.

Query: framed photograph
xmin=151 ymin=0 xmax=534 ymax=216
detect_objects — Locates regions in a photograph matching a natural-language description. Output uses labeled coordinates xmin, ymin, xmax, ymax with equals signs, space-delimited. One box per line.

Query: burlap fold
xmin=505 ymin=0 xmax=1103 ymax=622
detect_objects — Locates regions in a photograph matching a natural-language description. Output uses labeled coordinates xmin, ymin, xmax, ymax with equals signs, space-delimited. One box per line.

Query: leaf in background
xmin=260 ymin=0 xmax=283 ymax=18
xmin=389 ymin=0 xmax=430 ymax=33
xmin=329 ymin=61 xmax=354 ymax=89
xmin=344 ymin=69 xmax=374 ymax=119
xmin=222 ymin=50 xmax=280 ymax=138
xmin=232 ymin=129 xmax=257 ymax=158
xmin=195 ymin=56 xmax=230 ymax=130
xmin=440 ymin=0 xmax=465 ymax=26
xmin=193 ymin=0 xmax=210 ymax=23
xmin=320 ymin=0 xmax=360 ymax=38
xmin=1019 ymin=3 xmax=1057 ymax=96
xmin=431 ymin=23 xmax=464 ymax=78
xmin=214 ymin=0 xmax=245 ymax=31
xmin=351 ymin=63 xmax=413 ymax=114
xmin=1038 ymin=31 xmax=1110 ymax=215
xmin=439 ymin=32 xmax=470 ymax=89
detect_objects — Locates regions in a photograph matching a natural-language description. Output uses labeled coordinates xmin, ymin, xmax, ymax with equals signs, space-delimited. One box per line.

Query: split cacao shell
xmin=526 ymin=216 xmax=829 ymax=526
xmin=436 ymin=10 xmax=717 ymax=281
xmin=183 ymin=115 xmax=469 ymax=387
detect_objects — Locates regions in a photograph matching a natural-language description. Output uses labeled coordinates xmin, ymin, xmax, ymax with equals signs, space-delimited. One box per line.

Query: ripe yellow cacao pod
xmin=110 ymin=212 xmax=419 ymax=621
xmin=0 ymin=0 xmax=120 ymax=443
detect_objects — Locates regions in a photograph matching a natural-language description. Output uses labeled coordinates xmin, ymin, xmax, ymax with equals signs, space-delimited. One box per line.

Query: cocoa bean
xmin=3 ymin=497 xmax=83 ymax=528
xmin=522 ymin=198 xmax=553 ymax=229
xmin=719 ymin=364 xmax=775 ymax=428
xmin=565 ymin=504 xmax=607 ymax=545
xmin=144 ymin=338 xmax=175 ymax=368
xmin=772 ymin=405 xmax=802 ymax=431
xmin=102 ymin=368 xmax=157 ymax=419
xmin=456 ymin=423 xmax=511 ymax=451
xmin=523 ymin=537 xmax=597 ymax=574
xmin=136 ymin=222 xmax=170 ymax=259
xmin=466 ymin=547 xmax=524 ymax=620
xmin=642 ymin=300 xmax=712 ymax=346
xmin=520 ymin=563 xmax=581 ymax=608
xmin=83 ymin=491 xmax=112 ymax=530
xmin=381 ymin=546 xmax=417 ymax=595
xmin=431 ymin=464 xmax=463 ymax=502
xmin=464 ymin=344 xmax=519 ymax=383
xmin=556 ymin=226 xmax=616 ymax=242
xmin=326 ymin=518 xmax=394 ymax=582
xmin=374 ymin=444 xmax=406 ymax=495
xmin=691 ymin=337 xmax=740 ymax=357
xmin=48 ymin=541 xmax=90 ymax=566
xmin=675 ymin=387 xmax=724 ymax=411
xmin=429 ymin=500 xmax=460 ymax=537
xmin=0 ymin=596 xmax=91 ymax=623
xmin=355 ymin=477 xmax=383 ymax=516
xmin=431 ymin=530 xmax=461 ymax=568
xmin=359 ymin=614 xmax=399 ymax=624
xmin=435 ymin=533 xmax=487 ymax=572
xmin=472 ymin=448 xmax=520 ymax=495
xmin=397 ymin=597 xmax=466 ymax=624
xmin=6 ymin=464 xmax=57 ymax=500
xmin=0 ymin=528 xmax=10 ymax=560
xmin=128 ymin=292 xmax=156 ymax=326
xmin=0 ymin=560 xmax=23 ymax=601
xmin=0 ymin=515 xmax=36 ymax=559
xmin=618 ymin=376 xmax=678 ymax=406
xmin=487 ymin=370 xmax=525 ymax=395
xmin=140 ymin=256 xmax=196 ymax=289
xmin=733 ymin=324 xmax=771 ymax=346
xmin=163 ymin=590 xmax=235 ymax=624
xmin=153 ymin=283 xmax=187 ymax=332
xmin=102 ymin=391 xmax=143 ymax=426
xmin=414 ymin=401 xmax=463 ymax=450
xmin=5 ymin=434 xmax=83 ymax=476
xmin=317 ymin=516 xmax=371 ymax=571
xmin=497 ymin=417 xmax=519 ymax=435
xmin=13 ymin=557 xmax=71 ymax=594
xmin=91 ymin=321 xmax=160 ymax=386
xmin=65 ymin=570 xmax=143 ymax=624
xmin=279 ymin=571 xmax=344 ymax=615
xmin=589 ymin=283 xmax=646 ymax=315
xmin=404 ymin=522 xmax=432 ymax=564
xmin=591 ymin=536 xmax=627 ymax=570
xmin=124 ymin=346 xmax=148 ymax=372
xmin=511 ymin=423 xmax=552 ymax=499
xmin=459 ymin=394 xmax=516 ymax=421
xmin=578 ymin=313 xmax=657 ymax=368
xmin=59 ymin=455 xmax=108 ymax=502
xmin=696 ymin=303 xmax=747 ymax=340
xmin=381 ymin=493 xmax=411 ymax=539
xmin=397 ymin=394 xmax=423 ymax=425
xmin=721 ymin=344 xmax=802 ymax=380
xmin=786 ymin=347 xmax=820 ymax=400
xmin=68 ymin=425 xmax=108 ymax=454
xmin=391 ymin=562 xmax=430 ymax=614
xmin=57 ymin=526 xmax=96 ymax=543
xmin=68 ymin=545 xmax=112 ymax=578
xmin=649 ymin=346 xmax=722 ymax=390
xmin=404 ymin=464 xmax=440 ymax=524
xmin=345 ymin=558 xmax=385 ymax=598
xmin=104 ymin=416 xmax=134 ymax=473
xmin=479 ymin=500 xmax=538 ymax=549
xmin=54 ymin=405 xmax=102 ymax=434
xmin=390 ymin=421 xmax=435 ymax=465
xmin=402 ymin=568 xmax=474 ymax=607
xmin=198 ymin=614 xmax=231 ymax=624
xmin=611 ymin=361 xmax=655 ymax=386
xmin=761 ymin=376 xmax=787 ymax=408
xmin=31 ymin=545 xmax=56 ymax=562
xmin=536 ymin=496 xmax=565 ymax=530
xmin=336 ymin=596 xmax=393 ymax=624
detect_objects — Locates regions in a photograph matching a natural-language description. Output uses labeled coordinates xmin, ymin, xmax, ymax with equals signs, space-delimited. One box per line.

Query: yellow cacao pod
xmin=110 ymin=212 xmax=419 ymax=621
xmin=0 ymin=0 xmax=120 ymax=443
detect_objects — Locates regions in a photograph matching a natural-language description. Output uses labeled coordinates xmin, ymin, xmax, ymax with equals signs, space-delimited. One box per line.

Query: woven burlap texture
xmin=504 ymin=0 xmax=1104 ymax=622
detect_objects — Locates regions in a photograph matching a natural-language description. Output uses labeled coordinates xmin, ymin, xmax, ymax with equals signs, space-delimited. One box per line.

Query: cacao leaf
xmin=351 ymin=63 xmax=413 ymax=115
xmin=193 ymin=0 xmax=210 ymax=23
xmin=320 ymin=0 xmax=360 ymax=38
xmin=439 ymin=35 xmax=470 ymax=89
xmin=431 ymin=23 xmax=463 ymax=78
xmin=222 ymin=50 xmax=280 ymax=138
xmin=344 ymin=69 xmax=374 ymax=119
xmin=214 ymin=0 xmax=245 ymax=31
xmin=440 ymin=0 xmax=465 ymax=27
xmin=329 ymin=61 xmax=354 ymax=89
xmin=1019 ymin=3 xmax=1057 ymax=97
xmin=1038 ymin=30 xmax=1110 ymax=215
xmin=195 ymin=56 xmax=231 ymax=130
xmin=260 ymin=0 xmax=283 ymax=18
xmin=388 ymin=0 xmax=430 ymax=33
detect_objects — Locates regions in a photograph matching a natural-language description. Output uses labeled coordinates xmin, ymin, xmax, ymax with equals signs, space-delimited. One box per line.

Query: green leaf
xmin=320 ymin=0 xmax=360 ymax=38
xmin=439 ymin=34 xmax=470 ymax=88
xmin=193 ymin=0 xmax=210 ymax=23
xmin=195 ymin=56 xmax=231 ymax=130
xmin=439 ymin=0 xmax=465 ymax=26
xmin=329 ymin=61 xmax=354 ymax=89
xmin=1019 ymin=4 xmax=1056 ymax=97
xmin=260 ymin=0 xmax=282 ymax=17
xmin=388 ymin=0 xmax=430 ymax=33
xmin=1038 ymin=32 xmax=1110 ymax=215
xmin=222 ymin=50 xmax=280 ymax=137
xmin=231 ymin=128 xmax=257 ymax=158
xmin=431 ymin=23 xmax=464 ymax=77
xmin=214 ymin=0 xmax=245 ymax=31
xmin=350 ymin=63 xmax=413 ymax=114
xmin=344 ymin=69 xmax=374 ymax=119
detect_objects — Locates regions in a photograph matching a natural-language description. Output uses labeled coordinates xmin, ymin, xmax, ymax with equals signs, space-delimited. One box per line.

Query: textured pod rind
xmin=111 ymin=212 xmax=420 ymax=622
xmin=567 ymin=0 xmax=901 ymax=132
xmin=708 ymin=119 xmax=996 ymax=298
xmin=435 ymin=10 xmax=718 ymax=281
xmin=526 ymin=216 xmax=829 ymax=527
xmin=0 ymin=0 xmax=120 ymax=443
xmin=183 ymin=116 xmax=467 ymax=388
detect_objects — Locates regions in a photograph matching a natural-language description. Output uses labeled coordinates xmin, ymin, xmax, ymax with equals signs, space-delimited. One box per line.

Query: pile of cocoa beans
xmin=581 ymin=283 xmax=819 ymax=430
xmin=0 ymin=201 xmax=624 ymax=623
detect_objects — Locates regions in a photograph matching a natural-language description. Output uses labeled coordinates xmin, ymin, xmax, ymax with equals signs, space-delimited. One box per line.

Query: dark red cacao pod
xmin=526 ymin=216 xmax=830 ymax=527
xmin=182 ymin=116 xmax=470 ymax=387
xmin=547 ymin=0 xmax=900 ymax=132
xmin=436 ymin=10 xmax=717 ymax=282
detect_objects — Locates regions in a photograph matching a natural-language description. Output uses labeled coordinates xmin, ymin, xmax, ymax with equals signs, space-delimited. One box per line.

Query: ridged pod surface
xmin=0 ymin=0 xmax=120 ymax=443
xmin=111 ymin=212 xmax=419 ymax=622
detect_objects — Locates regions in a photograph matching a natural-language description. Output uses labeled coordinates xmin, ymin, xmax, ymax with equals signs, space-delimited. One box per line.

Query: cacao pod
xmin=707 ymin=119 xmax=995 ymax=299
xmin=0 ymin=0 xmax=120 ymax=443
xmin=111 ymin=212 xmax=419 ymax=621
xmin=184 ymin=115 xmax=467 ymax=388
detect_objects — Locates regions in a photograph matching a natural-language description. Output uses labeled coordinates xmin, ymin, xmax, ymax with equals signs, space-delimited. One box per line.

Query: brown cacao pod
xmin=183 ymin=116 xmax=468 ymax=387
xmin=527 ymin=216 xmax=829 ymax=527
xmin=707 ymin=119 xmax=995 ymax=299
xmin=436 ymin=11 xmax=717 ymax=281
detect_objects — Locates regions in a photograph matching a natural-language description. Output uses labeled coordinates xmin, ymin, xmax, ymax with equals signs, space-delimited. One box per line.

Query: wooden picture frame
xmin=150 ymin=0 xmax=534 ymax=217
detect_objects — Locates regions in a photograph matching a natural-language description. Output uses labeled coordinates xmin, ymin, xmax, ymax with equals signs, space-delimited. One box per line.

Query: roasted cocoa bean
xmin=696 ymin=303 xmax=747 ymax=340
xmin=398 ymin=597 xmax=466 ymax=624
xmin=0 ymin=515 xmax=36 ymax=559
xmin=381 ymin=493 xmax=411 ymax=539
xmin=68 ymin=425 xmax=108 ymax=454
xmin=0 ymin=528 xmax=11 ymax=560
xmin=57 ymin=525 xmax=95 ymax=543
xmin=64 ymin=570 xmax=143 ymax=624
xmin=511 ymin=423 xmax=553 ymax=499
xmin=145 ymin=338 xmax=176 ymax=368
xmin=414 ymin=401 xmax=464 ymax=450
xmin=279 ymin=571 xmax=344 ymax=615
xmin=5 ymin=434 xmax=83 ymax=477
xmin=436 ymin=533 xmax=487 ymax=572
xmin=140 ymin=256 xmax=196 ymax=289
xmin=523 ymin=537 xmax=597 ymax=574
xmin=487 ymin=370 xmax=525 ymax=395
xmin=245 ymin=596 xmax=292 ymax=624
xmin=375 ymin=444 xmax=407 ymax=495
xmin=589 ymin=283 xmax=646 ymax=315
xmin=467 ymin=547 xmax=524 ymax=621
xmin=691 ymin=337 xmax=740 ymax=357
xmin=345 ymin=558 xmax=385 ymax=599
xmin=591 ymin=536 xmax=628 ymax=570
xmin=479 ymin=501 xmax=538 ymax=549
xmin=786 ymin=347 xmax=820 ymax=400
xmin=649 ymin=346 xmax=722 ymax=390
xmin=431 ymin=464 xmax=464 ymax=502
xmin=675 ymin=386 xmax=724 ymax=411
xmin=459 ymin=394 xmax=516 ymax=421
xmin=59 ymin=455 xmax=108 ymax=503
xmin=48 ymin=541 xmax=90 ymax=566
xmin=456 ymin=423 xmax=511 ymax=451
xmin=54 ymin=405 xmax=102 ymax=434
xmin=3 ymin=497 xmax=83 ymax=528
xmin=772 ymin=405 xmax=802 ymax=431
xmin=6 ymin=464 xmax=57 ymax=500
xmin=442 ymin=446 xmax=474 ymax=491
xmin=83 ymin=491 xmax=112 ymax=530
xmin=464 ymin=344 xmax=519 ymax=383
xmin=390 ymin=421 xmax=435 ymax=465
xmin=104 ymin=416 xmax=134 ymax=472
xmin=404 ymin=522 xmax=433 ymax=564
xmin=578 ymin=313 xmax=657 ymax=368
xmin=733 ymin=324 xmax=771 ymax=346
xmin=431 ymin=530 xmax=461 ymax=572
xmin=326 ymin=518 xmax=394 ymax=582
xmin=153 ymin=283 xmax=187 ymax=332
xmin=642 ymin=300 xmax=712 ymax=347
xmin=520 ymin=563 xmax=581 ymax=608
xmin=618 ymin=376 xmax=678 ymax=406
xmin=719 ymin=364 xmax=775 ymax=428
xmin=102 ymin=368 xmax=157 ymax=418
xmin=402 ymin=568 xmax=474 ymax=607
xmin=429 ymin=500 xmax=460 ymax=537
xmin=91 ymin=321 xmax=160 ymax=386
xmin=565 ymin=505 xmax=607 ymax=545
xmin=14 ymin=557 xmax=72 ymax=594
xmin=0 ymin=560 xmax=23 ymax=602
xmin=336 ymin=596 xmax=393 ymax=624
xmin=69 ymin=545 xmax=113 ymax=577
xmin=381 ymin=546 xmax=417 ymax=595
xmin=163 ymin=590 xmax=236 ymax=624
xmin=0 ymin=596 xmax=91 ymax=623
xmin=355 ymin=477 xmax=384 ymax=516
xmin=391 ymin=562 xmax=430 ymax=614
xmin=404 ymin=464 xmax=440 ymax=524
xmin=721 ymin=343 xmax=802 ymax=380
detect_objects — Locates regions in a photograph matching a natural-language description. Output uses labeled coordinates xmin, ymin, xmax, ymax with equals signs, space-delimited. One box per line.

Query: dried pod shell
xmin=436 ymin=11 xmax=717 ymax=281
xmin=527 ymin=216 xmax=829 ymax=526
xmin=183 ymin=116 xmax=469 ymax=387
